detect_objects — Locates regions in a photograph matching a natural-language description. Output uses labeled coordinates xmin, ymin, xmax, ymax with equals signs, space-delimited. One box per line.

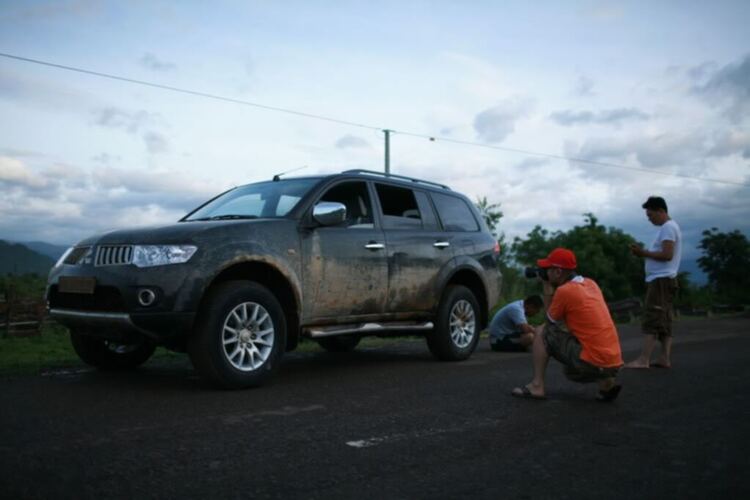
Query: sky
xmin=1 ymin=0 xmax=749 ymax=283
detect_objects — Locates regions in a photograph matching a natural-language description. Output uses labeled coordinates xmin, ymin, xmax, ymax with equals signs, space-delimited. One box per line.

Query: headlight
xmin=132 ymin=245 xmax=197 ymax=268
xmin=54 ymin=247 xmax=74 ymax=268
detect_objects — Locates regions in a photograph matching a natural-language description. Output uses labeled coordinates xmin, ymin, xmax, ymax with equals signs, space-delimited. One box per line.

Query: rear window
xmin=431 ymin=193 xmax=479 ymax=232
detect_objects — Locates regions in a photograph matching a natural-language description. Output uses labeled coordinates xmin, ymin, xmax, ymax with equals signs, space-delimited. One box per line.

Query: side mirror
xmin=313 ymin=202 xmax=347 ymax=226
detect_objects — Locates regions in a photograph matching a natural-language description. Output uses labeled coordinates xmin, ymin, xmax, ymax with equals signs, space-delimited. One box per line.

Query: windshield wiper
xmin=190 ymin=215 xmax=260 ymax=221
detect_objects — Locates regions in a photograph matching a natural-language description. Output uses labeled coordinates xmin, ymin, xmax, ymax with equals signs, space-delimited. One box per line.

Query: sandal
xmin=511 ymin=385 xmax=547 ymax=400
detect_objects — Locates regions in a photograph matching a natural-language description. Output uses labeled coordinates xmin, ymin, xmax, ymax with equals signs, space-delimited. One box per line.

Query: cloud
xmin=573 ymin=75 xmax=595 ymax=97
xmin=0 ymin=156 xmax=48 ymax=189
xmin=143 ymin=131 xmax=169 ymax=154
xmin=93 ymin=107 xmax=162 ymax=134
xmin=0 ymin=157 xmax=224 ymax=244
xmin=707 ymin=130 xmax=750 ymax=158
xmin=473 ymin=98 xmax=532 ymax=144
xmin=139 ymin=53 xmax=177 ymax=72
xmin=692 ymin=54 xmax=750 ymax=123
xmin=550 ymin=108 xmax=650 ymax=127
xmin=0 ymin=0 xmax=101 ymax=21
xmin=335 ymin=135 xmax=370 ymax=149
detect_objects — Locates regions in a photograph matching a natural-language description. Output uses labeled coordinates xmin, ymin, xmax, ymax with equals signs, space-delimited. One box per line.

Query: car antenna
xmin=273 ymin=165 xmax=308 ymax=181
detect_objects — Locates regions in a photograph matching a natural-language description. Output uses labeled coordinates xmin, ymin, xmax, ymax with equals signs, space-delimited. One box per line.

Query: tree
xmin=475 ymin=196 xmax=503 ymax=237
xmin=697 ymin=228 xmax=750 ymax=304
xmin=510 ymin=213 xmax=645 ymax=301
xmin=475 ymin=196 xmax=508 ymax=264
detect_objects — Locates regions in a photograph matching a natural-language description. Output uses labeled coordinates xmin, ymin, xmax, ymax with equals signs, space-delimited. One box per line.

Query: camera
xmin=524 ymin=267 xmax=549 ymax=281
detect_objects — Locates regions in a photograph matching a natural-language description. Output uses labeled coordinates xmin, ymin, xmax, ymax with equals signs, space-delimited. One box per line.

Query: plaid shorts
xmin=642 ymin=277 xmax=678 ymax=341
xmin=543 ymin=322 xmax=619 ymax=383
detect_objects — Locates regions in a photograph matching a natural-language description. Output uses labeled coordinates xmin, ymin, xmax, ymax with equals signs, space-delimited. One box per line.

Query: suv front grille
xmin=95 ymin=245 xmax=133 ymax=266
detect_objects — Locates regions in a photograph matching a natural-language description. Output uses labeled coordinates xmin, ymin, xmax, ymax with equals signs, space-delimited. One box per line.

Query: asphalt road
xmin=1 ymin=315 xmax=748 ymax=500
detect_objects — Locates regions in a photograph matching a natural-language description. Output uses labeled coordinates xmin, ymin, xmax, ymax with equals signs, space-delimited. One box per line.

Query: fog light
xmin=137 ymin=289 xmax=157 ymax=307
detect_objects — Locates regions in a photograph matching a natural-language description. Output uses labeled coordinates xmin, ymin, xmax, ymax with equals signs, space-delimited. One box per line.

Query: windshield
xmin=184 ymin=178 xmax=319 ymax=221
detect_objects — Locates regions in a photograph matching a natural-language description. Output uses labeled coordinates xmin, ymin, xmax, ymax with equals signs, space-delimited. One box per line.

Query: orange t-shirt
xmin=547 ymin=277 xmax=623 ymax=368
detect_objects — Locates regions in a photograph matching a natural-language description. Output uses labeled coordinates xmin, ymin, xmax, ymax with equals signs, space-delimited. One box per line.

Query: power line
xmin=394 ymin=131 xmax=750 ymax=187
xmin=0 ymin=52 xmax=380 ymax=132
xmin=1 ymin=51 xmax=747 ymax=188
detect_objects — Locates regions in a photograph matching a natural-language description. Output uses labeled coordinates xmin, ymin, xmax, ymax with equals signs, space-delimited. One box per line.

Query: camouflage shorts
xmin=542 ymin=322 xmax=619 ymax=383
xmin=642 ymin=277 xmax=678 ymax=341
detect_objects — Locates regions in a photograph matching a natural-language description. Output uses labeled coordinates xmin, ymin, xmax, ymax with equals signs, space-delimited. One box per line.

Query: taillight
xmin=494 ymin=241 xmax=501 ymax=255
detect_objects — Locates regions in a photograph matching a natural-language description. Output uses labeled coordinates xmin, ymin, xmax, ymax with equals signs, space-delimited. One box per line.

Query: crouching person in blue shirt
xmin=489 ymin=295 xmax=544 ymax=352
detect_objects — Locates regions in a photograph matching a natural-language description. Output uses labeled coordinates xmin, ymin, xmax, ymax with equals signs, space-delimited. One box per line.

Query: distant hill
xmin=0 ymin=240 xmax=56 ymax=276
xmin=22 ymin=241 xmax=70 ymax=261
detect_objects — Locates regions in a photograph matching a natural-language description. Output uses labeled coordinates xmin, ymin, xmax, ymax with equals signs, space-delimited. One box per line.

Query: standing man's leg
xmin=626 ymin=280 xmax=663 ymax=369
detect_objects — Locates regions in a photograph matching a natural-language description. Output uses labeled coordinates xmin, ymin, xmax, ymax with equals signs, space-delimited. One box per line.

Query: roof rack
xmin=342 ymin=169 xmax=450 ymax=190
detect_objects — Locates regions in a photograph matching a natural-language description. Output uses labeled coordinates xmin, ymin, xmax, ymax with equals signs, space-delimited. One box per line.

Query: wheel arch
xmin=444 ymin=267 xmax=489 ymax=330
xmin=200 ymin=260 xmax=301 ymax=351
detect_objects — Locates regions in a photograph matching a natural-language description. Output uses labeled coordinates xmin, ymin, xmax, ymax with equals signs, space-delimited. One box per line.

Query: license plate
xmin=58 ymin=276 xmax=96 ymax=294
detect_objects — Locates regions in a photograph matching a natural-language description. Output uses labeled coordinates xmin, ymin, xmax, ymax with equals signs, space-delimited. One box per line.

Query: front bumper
xmin=47 ymin=259 xmax=204 ymax=342
xmin=48 ymin=308 xmax=196 ymax=342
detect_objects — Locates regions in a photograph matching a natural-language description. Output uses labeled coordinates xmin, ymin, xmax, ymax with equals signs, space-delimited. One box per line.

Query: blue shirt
xmin=489 ymin=300 xmax=527 ymax=341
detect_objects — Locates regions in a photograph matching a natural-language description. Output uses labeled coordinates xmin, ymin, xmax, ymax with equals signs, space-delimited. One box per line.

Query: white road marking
xmin=346 ymin=418 xmax=500 ymax=448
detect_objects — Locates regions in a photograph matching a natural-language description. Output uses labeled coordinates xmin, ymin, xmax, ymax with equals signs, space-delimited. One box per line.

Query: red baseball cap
xmin=537 ymin=247 xmax=577 ymax=269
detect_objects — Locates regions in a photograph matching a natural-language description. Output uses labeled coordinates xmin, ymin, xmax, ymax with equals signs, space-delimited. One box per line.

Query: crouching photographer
xmin=511 ymin=248 xmax=624 ymax=402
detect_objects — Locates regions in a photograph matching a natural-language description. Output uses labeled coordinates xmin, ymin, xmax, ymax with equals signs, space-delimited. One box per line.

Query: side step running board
xmin=306 ymin=321 xmax=434 ymax=338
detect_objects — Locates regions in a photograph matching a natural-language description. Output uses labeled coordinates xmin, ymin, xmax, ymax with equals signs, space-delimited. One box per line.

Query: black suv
xmin=47 ymin=169 xmax=502 ymax=388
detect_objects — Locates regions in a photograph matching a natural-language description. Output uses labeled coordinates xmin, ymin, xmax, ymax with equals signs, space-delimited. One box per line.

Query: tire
xmin=189 ymin=281 xmax=287 ymax=389
xmin=70 ymin=331 xmax=156 ymax=370
xmin=426 ymin=285 xmax=480 ymax=361
xmin=316 ymin=335 xmax=361 ymax=352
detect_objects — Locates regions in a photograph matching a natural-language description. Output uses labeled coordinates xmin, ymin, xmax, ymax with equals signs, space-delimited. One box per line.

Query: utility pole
xmin=383 ymin=129 xmax=391 ymax=174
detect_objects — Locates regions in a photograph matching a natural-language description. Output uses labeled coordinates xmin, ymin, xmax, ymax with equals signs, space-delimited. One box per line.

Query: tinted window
xmin=431 ymin=193 xmax=479 ymax=232
xmin=414 ymin=191 xmax=439 ymax=230
xmin=375 ymin=184 xmax=422 ymax=229
xmin=319 ymin=181 xmax=374 ymax=228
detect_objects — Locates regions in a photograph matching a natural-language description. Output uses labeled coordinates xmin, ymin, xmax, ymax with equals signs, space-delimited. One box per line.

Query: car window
xmin=375 ymin=184 xmax=422 ymax=229
xmin=431 ymin=192 xmax=479 ymax=232
xmin=413 ymin=191 xmax=439 ymax=230
xmin=319 ymin=181 xmax=374 ymax=228
xmin=184 ymin=178 xmax=317 ymax=221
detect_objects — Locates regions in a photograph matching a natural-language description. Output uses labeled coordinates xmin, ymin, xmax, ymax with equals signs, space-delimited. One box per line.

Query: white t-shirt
xmin=645 ymin=219 xmax=681 ymax=282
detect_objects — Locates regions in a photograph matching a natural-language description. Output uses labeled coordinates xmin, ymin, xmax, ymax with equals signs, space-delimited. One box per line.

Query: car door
xmin=430 ymin=191 xmax=482 ymax=260
xmin=300 ymin=180 xmax=388 ymax=321
xmin=374 ymin=183 xmax=454 ymax=314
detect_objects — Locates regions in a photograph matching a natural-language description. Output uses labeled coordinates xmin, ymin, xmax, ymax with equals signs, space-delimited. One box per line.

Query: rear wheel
xmin=426 ymin=285 xmax=480 ymax=361
xmin=316 ymin=335 xmax=361 ymax=352
xmin=189 ymin=281 xmax=286 ymax=389
xmin=70 ymin=332 xmax=156 ymax=370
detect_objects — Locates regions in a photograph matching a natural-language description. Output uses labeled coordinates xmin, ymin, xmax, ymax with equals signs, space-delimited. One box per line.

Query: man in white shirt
xmin=626 ymin=196 xmax=681 ymax=369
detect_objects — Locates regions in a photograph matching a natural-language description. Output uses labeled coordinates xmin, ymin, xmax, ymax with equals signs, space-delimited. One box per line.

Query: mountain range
xmin=0 ymin=240 xmax=60 ymax=276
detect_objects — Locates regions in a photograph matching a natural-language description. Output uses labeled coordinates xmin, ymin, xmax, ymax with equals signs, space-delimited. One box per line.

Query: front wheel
xmin=189 ymin=281 xmax=286 ymax=389
xmin=426 ymin=285 xmax=480 ymax=361
xmin=70 ymin=332 xmax=156 ymax=370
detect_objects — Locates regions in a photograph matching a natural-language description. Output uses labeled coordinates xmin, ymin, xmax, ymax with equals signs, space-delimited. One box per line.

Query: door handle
xmin=365 ymin=242 xmax=385 ymax=250
xmin=433 ymin=241 xmax=450 ymax=248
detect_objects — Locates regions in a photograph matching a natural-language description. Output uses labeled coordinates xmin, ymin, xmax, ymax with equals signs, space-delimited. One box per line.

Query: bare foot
xmin=652 ymin=359 xmax=671 ymax=369
xmin=624 ymin=360 xmax=650 ymax=369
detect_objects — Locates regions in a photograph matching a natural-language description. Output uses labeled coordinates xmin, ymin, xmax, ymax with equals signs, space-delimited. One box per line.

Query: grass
xmin=0 ymin=323 xmax=430 ymax=375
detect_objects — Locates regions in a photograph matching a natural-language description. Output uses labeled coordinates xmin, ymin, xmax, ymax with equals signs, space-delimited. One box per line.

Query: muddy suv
xmin=47 ymin=169 xmax=502 ymax=388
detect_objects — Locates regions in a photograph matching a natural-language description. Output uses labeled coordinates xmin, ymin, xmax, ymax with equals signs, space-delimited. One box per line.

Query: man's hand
xmin=629 ymin=243 xmax=646 ymax=257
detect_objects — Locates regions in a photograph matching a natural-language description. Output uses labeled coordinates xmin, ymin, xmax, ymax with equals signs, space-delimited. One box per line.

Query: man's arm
xmin=630 ymin=240 xmax=675 ymax=261
xmin=518 ymin=323 xmax=537 ymax=335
